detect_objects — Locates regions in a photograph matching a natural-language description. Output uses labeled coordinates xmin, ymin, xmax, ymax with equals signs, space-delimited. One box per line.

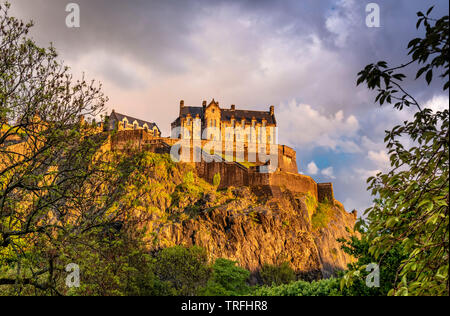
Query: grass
xmin=311 ymin=201 xmax=334 ymax=230
xmin=304 ymin=193 xmax=318 ymax=220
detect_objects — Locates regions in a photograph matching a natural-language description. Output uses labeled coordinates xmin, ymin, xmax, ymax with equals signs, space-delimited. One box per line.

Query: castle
xmin=171 ymin=99 xmax=276 ymax=144
xmin=104 ymin=110 xmax=161 ymax=137
xmin=106 ymin=99 xmax=336 ymax=205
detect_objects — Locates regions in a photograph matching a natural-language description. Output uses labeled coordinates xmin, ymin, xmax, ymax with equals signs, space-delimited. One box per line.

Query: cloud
xmin=321 ymin=166 xmax=336 ymax=179
xmin=8 ymin=0 xmax=449 ymax=214
xmin=325 ymin=0 xmax=360 ymax=47
xmin=306 ymin=161 xmax=319 ymax=175
xmin=277 ymin=101 xmax=360 ymax=152
xmin=368 ymin=150 xmax=390 ymax=169
xmin=424 ymin=95 xmax=449 ymax=113
xmin=355 ymin=168 xmax=381 ymax=181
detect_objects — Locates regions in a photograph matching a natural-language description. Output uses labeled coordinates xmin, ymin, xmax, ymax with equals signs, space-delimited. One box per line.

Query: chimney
xmin=180 ymin=100 xmax=185 ymax=109
xmin=231 ymin=104 xmax=235 ymax=111
xmin=202 ymin=100 xmax=207 ymax=110
xmin=270 ymin=105 xmax=274 ymax=116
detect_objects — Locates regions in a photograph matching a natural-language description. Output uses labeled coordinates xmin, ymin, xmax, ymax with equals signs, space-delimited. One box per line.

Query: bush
xmin=253 ymin=278 xmax=342 ymax=296
xmin=200 ymin=259 xmax=250 ymax=296
xmin=260 ymin=262 xmax=296 ymax=286
xmin=154 ymin=246 xmax=212 ymax=296
xmin=311 ymin=202 xmax=334 ymax=230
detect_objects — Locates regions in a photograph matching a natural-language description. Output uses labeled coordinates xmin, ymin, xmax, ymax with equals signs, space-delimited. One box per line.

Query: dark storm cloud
xmin=12 ymin=0 xmax=207 ymax=73
xmin=11 ymin=0 xmax=448 ymax=103
xmin=8 ymin=0 xmax=449 ymax=213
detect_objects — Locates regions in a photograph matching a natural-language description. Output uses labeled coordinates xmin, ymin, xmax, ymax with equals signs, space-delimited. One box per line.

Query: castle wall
xmin=269 ymin=172 xmax=318 ymax=199
xmin=194 ymin=161 xmax=270 ymax=190
xmin=110 ymin=130 xmax=298 ymax=173
xmin=277 ymin=145 xmax=298 ymax=173
xmin=109 ymin=130 xmax=333 ymax=203
xmin=317 ymin=183 xmax=334 ymax=204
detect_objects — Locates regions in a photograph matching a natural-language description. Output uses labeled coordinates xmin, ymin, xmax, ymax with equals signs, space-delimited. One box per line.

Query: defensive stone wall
xmin=317 ymin=183 xmax=335 ymax=204
xmin=109 ymin=130 xmax=334 ymax=203
xmin=269 ymin=172 xmax=318 ymax=199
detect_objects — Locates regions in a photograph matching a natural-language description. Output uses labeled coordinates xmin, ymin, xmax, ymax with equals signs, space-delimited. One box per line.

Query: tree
xmin=342 ymin=6 xmax=449 ymax=296
xmin=154 ymin=246 xmax=212 ymax=296
xmin=0 ymin=2 xmax=132 ymax=294
xmin=200 ymin=258 xmax=250 ymax=296
xmin=260 ymin=262 xmax=296 ymax=286
xmin=338 ymin=220 xmax=406 ymax=296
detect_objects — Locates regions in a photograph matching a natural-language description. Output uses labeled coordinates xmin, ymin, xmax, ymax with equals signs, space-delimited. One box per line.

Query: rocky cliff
xmin=120 ymin=152 xmax=357 ymax=282
xmin=155 ymin=187 xmax=357 ymax=281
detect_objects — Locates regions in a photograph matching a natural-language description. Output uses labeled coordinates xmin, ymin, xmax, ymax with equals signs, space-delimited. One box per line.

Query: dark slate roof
xmin=110 ymin=111 xmax=160 ymax=131
xmin=180 ymin=106 xmax=204 ymax=118
xmin=175 ymin=106 xmax=275 ymax=125
xmin=221 ymin=109 xmax=275 ymax=124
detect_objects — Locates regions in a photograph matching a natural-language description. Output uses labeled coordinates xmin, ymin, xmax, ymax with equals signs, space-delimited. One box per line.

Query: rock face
xmin=157 ymin=187 xmax=357 ymax=281
xmin=114 ymin=152 xmax=356 ymax=282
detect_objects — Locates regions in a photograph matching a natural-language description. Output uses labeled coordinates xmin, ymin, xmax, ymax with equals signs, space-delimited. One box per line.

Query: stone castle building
xmin=104 ymin=110 xmax=161 ymax=137
xmin=101 ymin=100 xmax=334 ymax=204
xmin=171 ymin=99 xmax=277 ymax=144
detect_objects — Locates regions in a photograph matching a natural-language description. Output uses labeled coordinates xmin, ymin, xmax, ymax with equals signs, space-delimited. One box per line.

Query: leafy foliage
xmin=154 ymin=246 xmax=212 ymax=296
xmin=260 ymin=262 xmax=296 ymax=286
xmin=200 ymin=258 xmax=250 ymax=296
xmin=0 ymin=2 xmax=132 ymax=294
xmin=253 ymin=278 xmax=342 ymax=296
xmin=311 ymin=201 xmax=334 ymax=230
xmin=344 ymin=6 xmax=449 ymax=296
xmin=338 ymin=219 xmax=406 ymax=296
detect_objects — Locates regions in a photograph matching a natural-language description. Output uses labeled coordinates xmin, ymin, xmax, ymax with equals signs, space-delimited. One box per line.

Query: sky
xmin=8 ymin=0 xmax=449 ymax=214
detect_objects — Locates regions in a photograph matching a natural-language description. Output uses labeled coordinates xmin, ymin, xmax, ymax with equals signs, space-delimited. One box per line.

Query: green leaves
xmin=343 ymin=6 xmax=449 ymax=296
xmin=425 ymin=69 xmax=433 ymax=85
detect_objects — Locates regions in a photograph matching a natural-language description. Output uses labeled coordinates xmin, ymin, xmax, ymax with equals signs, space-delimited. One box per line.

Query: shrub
xmin=253 ymin=278 xmax=342 ymax=296
xmin=304 ymin=193 xmax=318 ymax=220
xmin=200 ymin=258 xmax=250 ymax=296
xmin=154 ymin=246 xmax=212 ymax=296
xmin=260 ymin=262 xmax=296 ymax=286
xmin=311 ymin=202 xmax=334 ymax=230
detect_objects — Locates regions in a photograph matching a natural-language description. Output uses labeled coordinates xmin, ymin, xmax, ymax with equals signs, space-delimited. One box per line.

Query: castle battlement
xmin=109 ymin=129 xmax=334 ymax=204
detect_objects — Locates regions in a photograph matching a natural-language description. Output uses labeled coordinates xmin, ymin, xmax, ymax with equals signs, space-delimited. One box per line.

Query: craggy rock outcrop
xmin=156 ymin=188 xmax=357 ymax=281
